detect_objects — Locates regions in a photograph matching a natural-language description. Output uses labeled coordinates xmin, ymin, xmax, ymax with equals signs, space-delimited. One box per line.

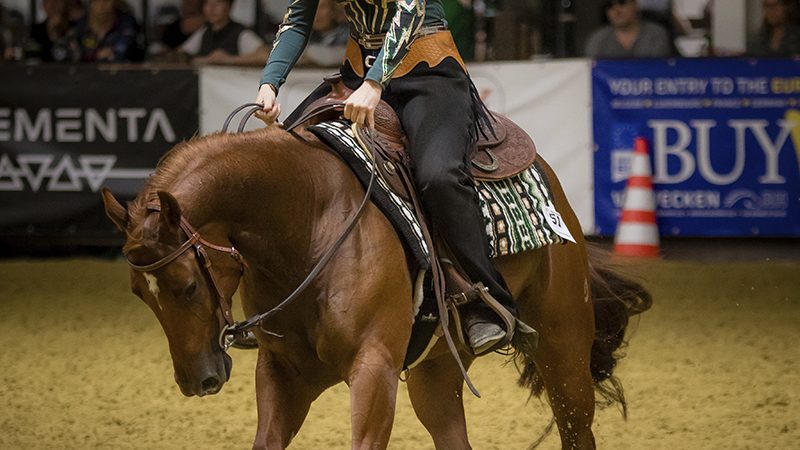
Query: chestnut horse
xmin=102 ymin=124 xmax=651 ymax=450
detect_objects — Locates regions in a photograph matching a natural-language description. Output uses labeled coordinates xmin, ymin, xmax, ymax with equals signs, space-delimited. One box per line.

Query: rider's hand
xmin=255 ymin=84 xmax=281 ymax=125
xmin=344 ymin=80 xmax=382 ymax=129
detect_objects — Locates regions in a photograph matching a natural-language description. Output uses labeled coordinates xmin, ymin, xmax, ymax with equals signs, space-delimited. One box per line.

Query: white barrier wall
xmin=200 ymin=60 xmax=595 ymax=232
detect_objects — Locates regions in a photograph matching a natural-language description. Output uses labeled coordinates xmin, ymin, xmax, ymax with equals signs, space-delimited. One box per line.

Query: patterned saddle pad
xmin=309 ymin=119 xmax=568 ymax=265
xmin=308 ymin=119 xmax=572 ymax=368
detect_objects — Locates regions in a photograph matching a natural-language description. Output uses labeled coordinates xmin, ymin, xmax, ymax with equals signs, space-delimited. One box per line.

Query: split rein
xmin=127 ymin=103 xmax=377 ymax=351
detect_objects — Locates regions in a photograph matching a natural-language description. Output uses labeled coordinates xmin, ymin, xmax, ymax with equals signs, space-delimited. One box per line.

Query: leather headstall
xmin=126 ymin=202 xmax=248 ymax=347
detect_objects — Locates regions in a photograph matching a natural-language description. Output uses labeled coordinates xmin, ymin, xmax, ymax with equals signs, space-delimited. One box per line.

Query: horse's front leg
xmin=252 ymin=348 xmax=326 ymax=450
xmin=323 ymin=210 xmax=413 ymax=449
xmin=406 ymin=347 xmax=475 ymax=450
xmin=337 ymin=274 xmax=412 ymax=449
xmin=346 ymin=340 xmax=406 ymax=450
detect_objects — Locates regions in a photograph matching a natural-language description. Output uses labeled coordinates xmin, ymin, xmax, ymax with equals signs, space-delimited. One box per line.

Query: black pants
xmin=288 ymin=58 xmax=514 ymax=312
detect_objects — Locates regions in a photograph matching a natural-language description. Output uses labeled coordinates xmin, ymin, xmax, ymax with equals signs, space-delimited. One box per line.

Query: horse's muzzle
xmin=175 ymin=352 xmax=232 ymax=397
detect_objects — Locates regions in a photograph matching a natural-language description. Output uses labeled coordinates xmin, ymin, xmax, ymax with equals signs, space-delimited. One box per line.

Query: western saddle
xmin=286 ymin=74 xmax=537 ymax=203
xmin=285 ymin=74 xmax=539 ymax=372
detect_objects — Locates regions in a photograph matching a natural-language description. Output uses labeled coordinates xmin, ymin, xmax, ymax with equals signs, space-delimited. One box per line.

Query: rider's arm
xmin=260 ymin=0 xmax=320 ymax=91
xmin=366 ymin=0 xmax=426 ymax=88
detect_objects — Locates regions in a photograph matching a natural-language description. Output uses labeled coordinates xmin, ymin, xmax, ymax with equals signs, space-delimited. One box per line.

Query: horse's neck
xmin=172 ymin=133 xmax=350 ymax=278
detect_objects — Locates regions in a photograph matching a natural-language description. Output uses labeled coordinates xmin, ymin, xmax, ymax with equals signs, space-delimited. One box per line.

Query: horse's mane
xmin=127 ymin=126 xmax=291 ymax=227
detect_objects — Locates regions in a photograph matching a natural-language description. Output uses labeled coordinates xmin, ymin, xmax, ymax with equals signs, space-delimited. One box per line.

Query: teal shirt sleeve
xmin=260 ymin=0 xmax=320 ymax=90
xmin=365 ymin=0 xmax=426 ymax=88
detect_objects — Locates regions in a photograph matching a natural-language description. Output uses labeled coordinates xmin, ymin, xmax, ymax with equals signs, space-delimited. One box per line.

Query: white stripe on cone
xmin=623 ymin=187 xmax=656 ymax=211
xmin=614 ymin=137 xmax=660 ymax=257
xmin=631 ymin=154 xmax=652 ymax=176
xmin=614 ymin=222 xmax=659 ymax=246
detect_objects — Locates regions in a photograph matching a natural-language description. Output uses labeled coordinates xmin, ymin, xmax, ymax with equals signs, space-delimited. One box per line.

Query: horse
xmin=101 ymin=121 xmax=651 ymax=450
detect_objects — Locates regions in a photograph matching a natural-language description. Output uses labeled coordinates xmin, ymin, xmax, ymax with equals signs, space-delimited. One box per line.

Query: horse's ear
xmin=157 ymin=191 xmax=182 ymax=230
xmin=101 ymin=187 xmax=128 ymax=232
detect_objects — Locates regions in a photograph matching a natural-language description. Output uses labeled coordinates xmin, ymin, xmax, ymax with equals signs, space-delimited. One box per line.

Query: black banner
xmin=0 ymin=65 xmax=198 ymax=246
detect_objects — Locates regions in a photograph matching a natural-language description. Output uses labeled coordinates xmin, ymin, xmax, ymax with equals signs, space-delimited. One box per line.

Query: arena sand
xmin=0 ymin=258 xmax=797 ymax=449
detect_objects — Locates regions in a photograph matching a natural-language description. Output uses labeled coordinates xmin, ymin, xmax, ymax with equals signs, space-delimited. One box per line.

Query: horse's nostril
xmin=201 ymin=376 xmax=221 ymax=393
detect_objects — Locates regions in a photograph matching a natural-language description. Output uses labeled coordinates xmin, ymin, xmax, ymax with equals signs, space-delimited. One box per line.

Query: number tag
xmin=543 ymin=204 xmax=576 ymax=243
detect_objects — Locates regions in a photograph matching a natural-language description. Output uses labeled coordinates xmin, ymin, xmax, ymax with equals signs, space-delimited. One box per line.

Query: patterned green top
xmin=260 ymin=0 xmax=446 ymax=90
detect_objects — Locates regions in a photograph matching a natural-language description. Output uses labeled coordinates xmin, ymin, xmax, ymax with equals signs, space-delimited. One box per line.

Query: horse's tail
xmin=585 ymin=243 xmax=652 ymax=417
xmin=515 ymin=243 xmax=652 ymax=418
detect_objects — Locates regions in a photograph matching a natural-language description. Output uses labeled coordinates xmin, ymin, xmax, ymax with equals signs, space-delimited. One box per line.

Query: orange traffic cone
xmin=613 ymin=137 xmax=660 ymax=258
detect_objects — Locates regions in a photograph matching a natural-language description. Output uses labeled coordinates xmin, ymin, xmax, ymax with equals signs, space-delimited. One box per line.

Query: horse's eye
xmin=131 ymin=283 xmax=143 ymax=298
xmin=184 ymin=280 xmax=198 ymax=299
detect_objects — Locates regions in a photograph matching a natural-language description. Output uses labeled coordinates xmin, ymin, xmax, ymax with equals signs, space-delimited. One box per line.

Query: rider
xmin=256 ymin=0 xmax=514 ymax=355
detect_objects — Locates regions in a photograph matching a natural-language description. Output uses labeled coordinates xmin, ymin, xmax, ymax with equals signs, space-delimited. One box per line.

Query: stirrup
xmin=465 ymin=316 xmax=507 ymax=356
xmin=449 ymin=282 xmax=517 ymax=356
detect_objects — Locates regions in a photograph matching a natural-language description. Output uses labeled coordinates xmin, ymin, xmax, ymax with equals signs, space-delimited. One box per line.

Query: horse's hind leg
xmin=406 ymin=349 xmax=474 ymax=450
xmin=525 ymin=245 xmax=597 ymax=449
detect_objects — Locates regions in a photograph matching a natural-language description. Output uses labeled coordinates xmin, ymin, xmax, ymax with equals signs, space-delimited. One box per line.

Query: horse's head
xmin=102 ymin=188 xmax=240 ymax=397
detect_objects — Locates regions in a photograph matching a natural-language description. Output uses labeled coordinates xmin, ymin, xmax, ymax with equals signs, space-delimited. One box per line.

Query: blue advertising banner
xmin=593 ymin=58 xmax=800 ymax=236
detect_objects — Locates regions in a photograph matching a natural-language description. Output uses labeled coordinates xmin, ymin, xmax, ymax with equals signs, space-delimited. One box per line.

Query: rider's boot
xmin=463 ymin=303 xmax=507 ymax=355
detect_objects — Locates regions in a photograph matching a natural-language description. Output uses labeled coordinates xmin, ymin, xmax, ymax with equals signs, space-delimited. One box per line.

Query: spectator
xmin=749 ymin=0 xmax=800 ymax=56
xmin=585 ymin=0 xmax=672 ymax=58
xmin=67 ymin=0 xmax=86 ymax=22
xmin=263 ymin=0 xmax=290 ymax=43
xmin=1 ymin=4 xmax=25 ymax=61
xmin=154 ymin=0 xmax=205 ymax=54
xmin=64 ymin=0 xmax=144 ymax=62
xmin=0 ymin=6 xmax=10 ymax=62
xmin=297 ymin=0 xmax=348 ymax=67
xmin=443 ymin=0 xmax=475 ymax=60
xmin=28 ymin=0 xmax=72 ymax=62
xmin=180 ymin=0 xmax=268 ymax=65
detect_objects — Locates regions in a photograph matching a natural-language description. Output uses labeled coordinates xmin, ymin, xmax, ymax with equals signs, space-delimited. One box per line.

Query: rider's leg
xmin=385 ymin=59 xmax=515 ymax=352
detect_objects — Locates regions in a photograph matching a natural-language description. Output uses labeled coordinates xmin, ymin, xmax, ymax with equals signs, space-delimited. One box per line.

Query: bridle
xmin=127 ymin=118 xmax=377 ymax=352
xmin=127 ymin=202 xmax=247 ymax=347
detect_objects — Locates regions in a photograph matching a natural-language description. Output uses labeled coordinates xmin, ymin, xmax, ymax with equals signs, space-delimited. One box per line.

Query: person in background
xmin=585 ymin=0 xmax=672 ymax=58
xmin=28 ymin=0 xmax=71 ymax=61
xmin=443 ymin=0 xmax=474 ymax=60
xmin=0 ymin=6 xmax=9 ymax=62
xmin=180 ymin=0 xmax=268 ymax=65
xmin=66 ymin=0 xmax=86 ymax=22
xmin=64 ymin=0 xmax=144 ymax=62
xmin=263 ymin=0 xmax=290 ymax=43
xmin=1 ymin=4 xmax=26 ymax=61
xmin=158 ymin=0 xmax=205 ymax=52
xmin=749 ymin=0 xmax=800 ymax=56
xmin=296 ymin=0 xmax=348 ymax=67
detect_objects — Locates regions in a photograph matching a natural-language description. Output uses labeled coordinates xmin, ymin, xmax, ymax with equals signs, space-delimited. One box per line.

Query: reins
xmin=222 ymin=145 xmax=376 ymax=342
xmin=222 ymin=103 xmax=264 ymax=133
xmin=128 ymin=105 xmax=378 ymax=351
xmin=223 ymin=103 xmax=481 ymax=396
xmin=136 ymin=103 xmax=480 ymax=397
